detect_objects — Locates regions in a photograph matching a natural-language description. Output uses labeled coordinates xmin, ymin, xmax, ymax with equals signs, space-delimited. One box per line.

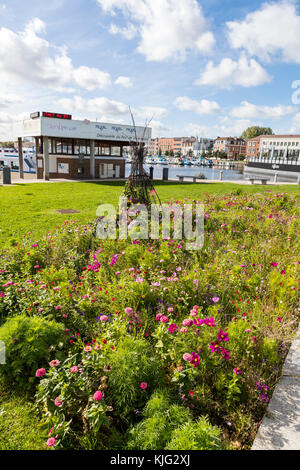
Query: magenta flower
xmin=155 ymin=313 xmax=162 ymax=321
xmin=233 ymin=367 xmax=242 ymax=375
xmin=190 ymin=351 xmax=200 ymax=367
xmin=140 ymin=382 xmax=147 ymax=390
xmin=221 ymin=348 xmax=230 ymax=360
xmin=209 ymin=341 xmax=220 ymax=353
xmin=93 ymin=390 xmax=103 ymax=401
xmin=35 ymin=368 xmax=46 ymax=378
xmin=168 ymin=324 xmax=178 ymax=333
xmin=217 ymin=329 xmax=229 ymax=342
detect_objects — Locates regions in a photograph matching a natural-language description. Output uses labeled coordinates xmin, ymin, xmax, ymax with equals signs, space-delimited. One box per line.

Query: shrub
xmin=166 ymin=416 xmax=222 ymax=450
xmin=107 ymin=337 xmax=163 ymax=418
xmin=0 ymin=315 xmax=66 ymax=389
xmin=127 ymin=391 xmax=192 ymax=450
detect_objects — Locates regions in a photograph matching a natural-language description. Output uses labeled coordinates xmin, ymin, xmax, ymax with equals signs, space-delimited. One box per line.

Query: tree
xmin=241 ymin=126 xmax=274 ymax=140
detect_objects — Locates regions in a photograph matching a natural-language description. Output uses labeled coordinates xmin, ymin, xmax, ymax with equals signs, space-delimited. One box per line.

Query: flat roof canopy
xmin=13 ymin=117 xmax=151 ymax=143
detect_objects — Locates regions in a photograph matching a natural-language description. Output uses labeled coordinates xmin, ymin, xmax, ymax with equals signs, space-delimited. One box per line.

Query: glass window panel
xmin=111 ymin=146 xmax=121 ymax=156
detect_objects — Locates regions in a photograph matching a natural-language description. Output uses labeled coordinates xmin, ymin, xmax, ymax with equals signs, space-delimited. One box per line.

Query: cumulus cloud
xmin=174 ymin=96 xmax=221 ymax=115
xmin=97 ymin=0 xmax=215 ymax=61
xmin=227 ymin=0 xmax=300 ymax=63
xmin=59 ymin=96 xmax=128 ymax=116
xmin=58 ymin=96 xmax=168 ymax=131
xmin=186 ymin=118 xmax=253 ymax=139
xmin=230 ymin=101 xmax=296 ymax=119
xmin=0 ymin=19 xmax=111 ymax=91
xmin=114 ymin=76 xmax=133 ymax=88
xmin=195 ymin=54 xmax=271 ymax=88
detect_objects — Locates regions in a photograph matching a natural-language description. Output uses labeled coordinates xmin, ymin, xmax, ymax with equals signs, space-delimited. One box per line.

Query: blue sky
xmin=0 ymin=0 xmax=300 ymax=139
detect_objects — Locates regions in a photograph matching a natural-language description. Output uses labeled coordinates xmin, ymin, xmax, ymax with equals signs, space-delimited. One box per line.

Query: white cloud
xmin=227 ymin=0 xmax=300 ymax=63
xmin=98 ymin=0 xmax=215 ymax=61
xmin=136 ymin=106 xmax=168 ymax=119
xmin=289 ymin=112 xmax=300 ymax=132
xmin=0 ymin=93 xmax=22 ymax=108
xmin=230 ymin=101 xmax=296 ymax=119
xmin=150 ymin=120 xmax=170 ymax=136
xmin=174 ymin=96 xmax=221 ymax=115
xmin=114 ymin=76 xmax=133 ymax=87
xmin=109 ymin=23 xmax=137 ymax=40
xmin=59 ymin=96 xmax=128 ymax=116
xmin=58 ymin=96 xmax=168 ymax=133
xmin=0 ymin=19 xmax=111 ymax=91
xmin=186 ymin=118 xmax=253 ymax=139
xmin=195 ymin=54 xmax=271 ymax=88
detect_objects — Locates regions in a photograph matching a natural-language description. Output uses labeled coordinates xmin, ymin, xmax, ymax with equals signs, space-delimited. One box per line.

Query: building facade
xmin=213 ymin=137 xmax=247 ymax=160
xmin=13 ymin=113 xmax=151 ymax=180
xmin=246 ymin=136 xmax=263 ymax=160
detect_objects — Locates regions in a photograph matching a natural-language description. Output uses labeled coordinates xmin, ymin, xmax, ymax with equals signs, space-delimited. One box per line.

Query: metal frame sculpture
xmin=124 ymin=108 xmax=161 ymax=208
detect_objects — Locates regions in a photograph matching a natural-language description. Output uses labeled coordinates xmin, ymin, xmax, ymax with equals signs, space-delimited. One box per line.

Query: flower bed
xmin=0 ymin=191 xmax=299 ymax=450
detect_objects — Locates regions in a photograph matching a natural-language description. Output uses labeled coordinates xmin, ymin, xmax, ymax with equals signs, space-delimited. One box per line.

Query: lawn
xmin=0 ymin=182 xmax=299 ymax=451
xmin=0 ymin=181 xmax=299 ymax=247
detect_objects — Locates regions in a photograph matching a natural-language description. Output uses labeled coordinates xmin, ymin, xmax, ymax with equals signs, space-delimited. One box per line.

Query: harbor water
xmin=125 ymin=163 xmax=245 ymax=181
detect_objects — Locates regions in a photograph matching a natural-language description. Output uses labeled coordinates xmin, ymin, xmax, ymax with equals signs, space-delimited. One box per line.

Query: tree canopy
xmin=241 ymin=126 xmax=274 ymax=140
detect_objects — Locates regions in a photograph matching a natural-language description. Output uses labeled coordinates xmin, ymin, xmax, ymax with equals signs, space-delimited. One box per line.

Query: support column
xmin=43 ymin=136 xmax=49 ymax=181
xmin=18 ymin=137 xmax=24 ymax=179
xmin=90 ymin=140 xmax=95 ymax=179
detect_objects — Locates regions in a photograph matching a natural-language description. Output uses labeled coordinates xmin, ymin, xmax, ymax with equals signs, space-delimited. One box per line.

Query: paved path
xmin=252 ymin=326 xmax=300 ymax=450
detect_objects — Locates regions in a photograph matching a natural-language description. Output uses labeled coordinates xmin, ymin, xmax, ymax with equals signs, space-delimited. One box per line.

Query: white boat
xmin=0 ymin=147 xmax=36 ymax=173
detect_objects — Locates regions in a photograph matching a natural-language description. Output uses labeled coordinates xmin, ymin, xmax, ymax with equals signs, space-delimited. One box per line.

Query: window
xmin=101 ymin=146 xmax=110 ymax=156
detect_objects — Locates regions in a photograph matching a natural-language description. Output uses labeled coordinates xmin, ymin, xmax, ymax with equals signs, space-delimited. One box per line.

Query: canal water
xmin=125 ymin=164 xmax=245 ymax=181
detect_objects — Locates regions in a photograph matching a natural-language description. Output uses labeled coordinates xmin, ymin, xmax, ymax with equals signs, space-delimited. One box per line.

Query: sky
xmin=1 ymin=0 xmax=300 ymax=139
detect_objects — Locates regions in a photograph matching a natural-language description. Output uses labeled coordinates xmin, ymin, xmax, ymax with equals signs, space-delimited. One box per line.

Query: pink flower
xmin=125 ymin=307 xmax=133 ymax=314
xmin=156 ymin=313 xmax=162 ymax=321
xmin=70 ymin=366 xmax=78 ymax=373
xmin=160 ymin=316 xmax=169 ymax=323
xmin=84 ymin=346 xmax=92 ymax=352
xmin=276 ymin=317 xmax=283 ymax=323
xmin=140 ymin=382 xmax=147 ymax=390
xmin=180 ymin=327 xmax=188 ymax=333
xmin=183 ymin=353 xmax=193 ymax=362
xmin=182 ymin=318 xmax=193 ymax=327
xmin=47 ymin=437 xmax=56 ymax=447
xmin=55 ymin=305 xmax=62 ymax=311
xmin=167 ymin=307 xmax=174 ymax=313
xmin=251 ymin=336 xmax=258 ymax=343
xmin=100 ymin=315 xmax=108 ymax=322
xmin=54 ymin=397 xmax=63 ymax=407
xmin=212 ymin=297 xmax=220 ymax=303
xmin=93 ymin=390 xmax=103 ymax=401
xmin=49 ymin=359 xmax=60 ymax=367
xmin=35 ymin=368 xmax=46 ymax=378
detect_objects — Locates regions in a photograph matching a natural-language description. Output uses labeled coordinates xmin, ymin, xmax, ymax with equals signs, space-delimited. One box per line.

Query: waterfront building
xmin=213 ymin=137 xmax=246 ymax=160
xmin=13 ymin=112 xmax=150 ymax=180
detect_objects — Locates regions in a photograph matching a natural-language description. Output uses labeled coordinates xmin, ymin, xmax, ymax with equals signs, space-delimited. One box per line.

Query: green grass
xmin=0 ymin=379 xmax=45 ymax=450
xmin=0 ymin=180 xmax=299 ymax=247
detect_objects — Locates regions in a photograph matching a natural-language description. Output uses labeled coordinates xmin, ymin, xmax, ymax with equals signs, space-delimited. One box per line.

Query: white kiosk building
xmin=13 ymin=112 xmax=151 ymax=180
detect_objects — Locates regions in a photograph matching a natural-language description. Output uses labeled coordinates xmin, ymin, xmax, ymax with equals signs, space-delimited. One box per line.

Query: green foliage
xmin=127 ymin=391 xmax=192 ymax=450
xmin=166 ymin=416 xmax=222 ymax=450
xmin=0 ymin=315 xmax=65 ymax=388
xmin=241 ymin=126 xmax=274 ymax=140
xmin=107 ymin=337 xmax=163 ymax=417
